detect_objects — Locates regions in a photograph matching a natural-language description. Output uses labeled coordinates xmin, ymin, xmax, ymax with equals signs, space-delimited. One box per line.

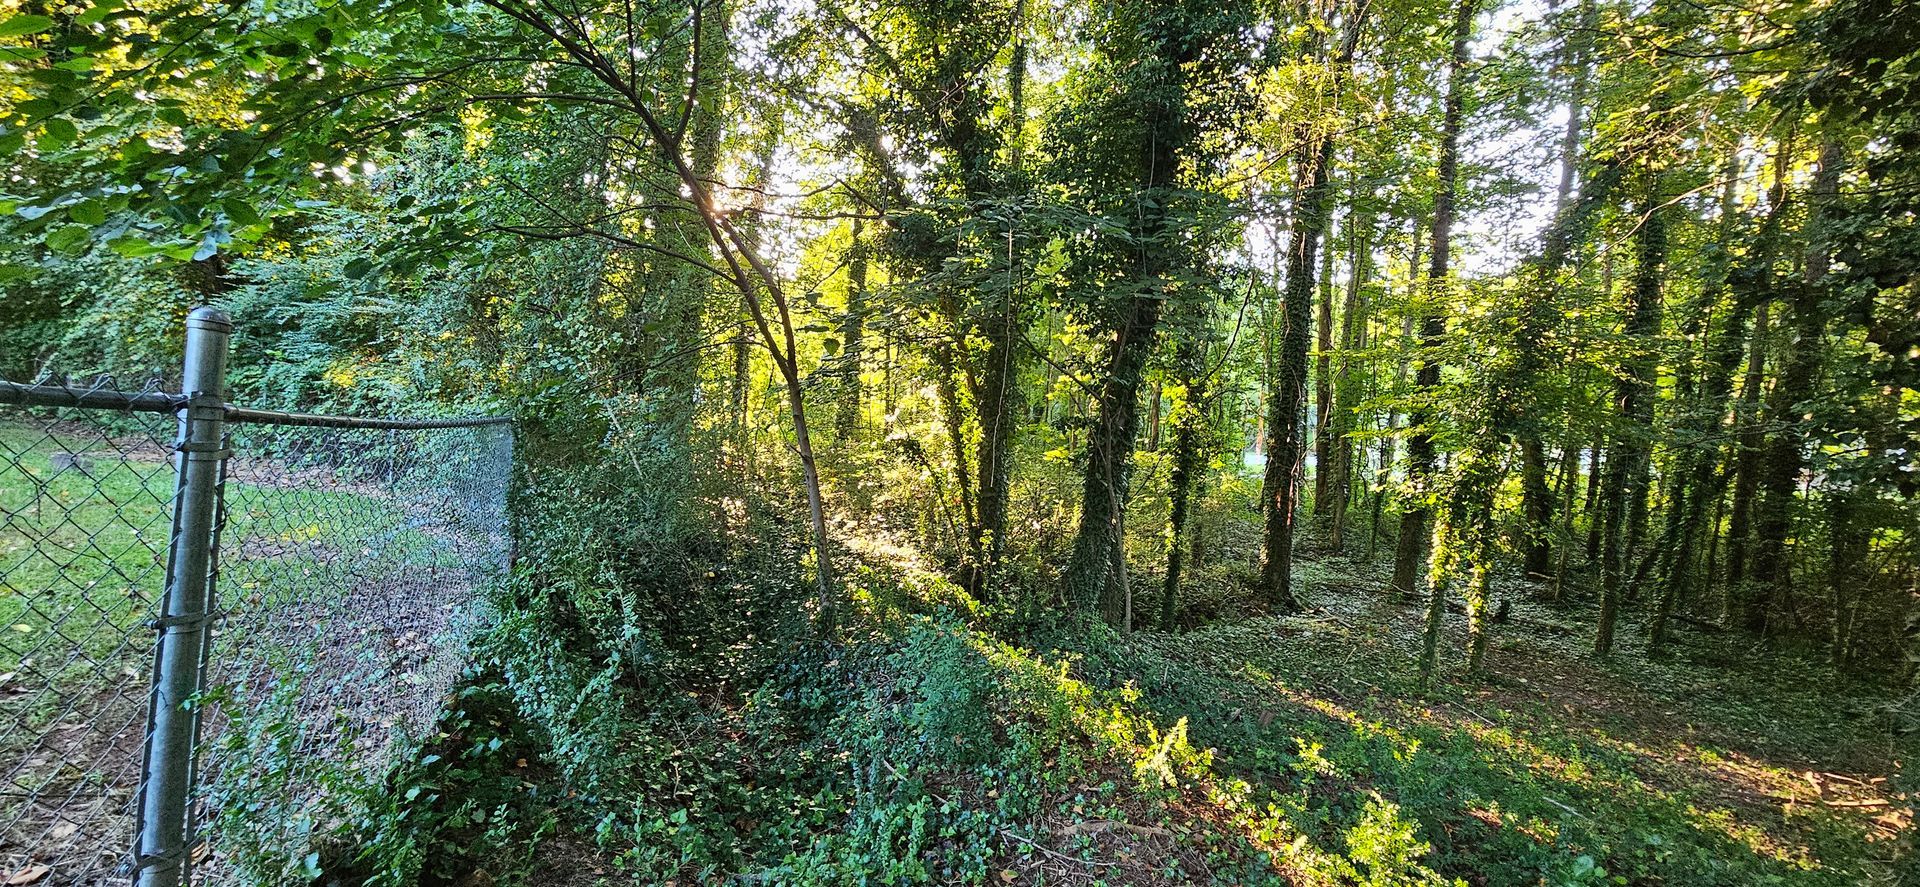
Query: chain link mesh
xmin=1 ymin=380 xmax=175 ymax=885
xmin=0 ymin=378 xmax=511 ymax=886
xmin=195 ymin=419 xmax=511 ymax=882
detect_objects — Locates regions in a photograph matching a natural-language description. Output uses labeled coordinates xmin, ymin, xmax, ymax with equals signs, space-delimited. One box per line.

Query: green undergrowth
xmin=341 ymin=534 xmax=1910 ymax=886
xmin=478 ymin=556 xmax=1302 ymax=885
xmin=1084 ymin=555 xmax=1911 ymax=887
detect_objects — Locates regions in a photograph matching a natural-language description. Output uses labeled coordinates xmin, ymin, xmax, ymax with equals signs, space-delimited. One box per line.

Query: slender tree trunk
xmin=1827 ymin=493 xmax=1866 ymax=665
xmin=1327 ymin=207 xmax=1371 ymax=552
xmin=1261 ymin=5 xmax=1368 ymax=611
xmin=1372 ymin=238 xmax=1417 ymax=561
xmin=1261 ymin=140 xmax=1334 ymax=612
xmin=974 ymin=298 xmax=1021 ymax=594
xmin=1396 ymin=0 xmax=1468 ymax=604
xmin=1313 ymin=205 xmax=1339 ymax=518
xmin=1746 ymin=136 xmax=1842 ymax=635
xmin=1595 ymin=186 xmax=1666 ymax=656
xmin=1583 ymin=436 xmax=1605 ymax=562
xmin=1413 ymin=0 xmax=1476 ymax=683
xmin=1163 ymin=337 xmax=1207 ymax=628
xmin=931 ymin=340 xmax=982 ymax=571
xmin=837 ymin=219 xmax=868 ymax=442
xmin=975 ymin=14 xmax=1027 ymax=593
xmin=1724 ymin=302 xmax=1769 ymax=622
xmin=1550 ymin=441 xmax=1580 ymax=600
xmin=1520 ymin=0 xmax=1595 ymax=577
xmin=1648 ymin=148 xmax=1756 ymax=647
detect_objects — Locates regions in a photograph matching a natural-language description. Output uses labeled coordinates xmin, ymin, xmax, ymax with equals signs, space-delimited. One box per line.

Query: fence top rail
xmin=0 ymin=379 xmax=511 ymax=430
xmin=222 ymin=406 xmax=513 ymax=430
xmin=0 ymin=379 xmax=181 ymax=413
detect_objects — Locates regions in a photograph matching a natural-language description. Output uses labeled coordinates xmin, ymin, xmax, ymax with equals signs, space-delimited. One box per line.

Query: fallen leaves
xmin=5 ymin=865 xmax=50 ymax=886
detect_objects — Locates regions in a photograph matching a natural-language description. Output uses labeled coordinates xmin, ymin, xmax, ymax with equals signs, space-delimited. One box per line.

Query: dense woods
xmin=2 ymin=0 xmax=1917 ymax=880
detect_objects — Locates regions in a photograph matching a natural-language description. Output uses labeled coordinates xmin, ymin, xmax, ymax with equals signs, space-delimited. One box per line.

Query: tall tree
xmin=1393 ymin=0 xmax=1472 ymax=604
xmin=1260 ymin=0 xmax=1369 ymax=612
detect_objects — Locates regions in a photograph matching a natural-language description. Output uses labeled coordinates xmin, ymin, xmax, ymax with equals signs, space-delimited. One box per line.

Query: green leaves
xmin=68 ymin=200 xmax=107 ymax=226
xmin=38 ymin=118 xmax=79 ymax=148
xmin=45 ymin=224 xmax=92 ymax=254
xmin=0 ymin=14 xmax=54 ymax=37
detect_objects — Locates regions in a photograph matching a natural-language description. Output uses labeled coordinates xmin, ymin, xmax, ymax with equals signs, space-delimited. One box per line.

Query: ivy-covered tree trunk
xmin=1260 ymin=131 xmax=1334 ymax=612
xmin=1312 ymin=206 xmax=1338 ymax=519
xmin=1163 ymin=332 xmax=1208 ymax=627
xmin=1648 ymin=152 xmax=1757 ymax=648
xmin=1067 ymin=293 xmax=1165 ymax=621
xmin=1724 ymin=301 xmax=1770 ymax=622
xmin=1371 ymin=237 xmax=1418 ymax=560
xmin=1746 ymin=136 xmax=1842 ymax=636
xmin=1520 ymin=0 xmax=1595 ymax=578
xmin=1260 ymin=3 xmax=1365 ymax=612
xmin=1326 ymin=208 xmax=1371 ymax=552
xmin=1393 ymin=0 xmax=1468 ymax=601
xmin=931 ymin=337 xmax=982 ymax=572
xmin=973 ymin=303 xmax=1021 ymax=595
xmin=1596 ymin=190 xmax=1666 ymax=656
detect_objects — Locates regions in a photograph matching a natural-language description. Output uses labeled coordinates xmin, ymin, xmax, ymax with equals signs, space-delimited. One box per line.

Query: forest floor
xmin=439 ymin=535 xmax=1915 ymax=887
xmin=1106 ymin=551 xmax=1913 ymax=885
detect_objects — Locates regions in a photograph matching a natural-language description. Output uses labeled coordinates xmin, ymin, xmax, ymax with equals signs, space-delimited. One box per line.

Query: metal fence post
xmin=134 ymin=307 xmax=232 ymax=887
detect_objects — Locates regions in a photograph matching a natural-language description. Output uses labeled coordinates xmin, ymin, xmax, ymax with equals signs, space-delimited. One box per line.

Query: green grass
xmin=0 ymin=424 xmax=174 ymax=685
xmin=0 ymin=421 xmax=457 ymax=707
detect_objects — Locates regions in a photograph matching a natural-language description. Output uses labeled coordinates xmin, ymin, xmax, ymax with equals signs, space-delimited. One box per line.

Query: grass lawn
xmin=0 ymin=417 xmax=484 ymax=880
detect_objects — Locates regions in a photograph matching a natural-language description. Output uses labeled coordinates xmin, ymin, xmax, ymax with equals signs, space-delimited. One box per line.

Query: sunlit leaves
xmin=0 ymin=14 xmax=53 ymax=38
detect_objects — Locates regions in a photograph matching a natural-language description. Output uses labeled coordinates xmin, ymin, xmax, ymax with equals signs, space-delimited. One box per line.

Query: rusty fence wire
xmin=0 ymin=310 xmax=512 ymax=887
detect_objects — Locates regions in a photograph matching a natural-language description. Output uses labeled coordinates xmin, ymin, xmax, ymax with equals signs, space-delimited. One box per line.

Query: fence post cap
xmin=185 ymin=306 xmax=232 ymax=332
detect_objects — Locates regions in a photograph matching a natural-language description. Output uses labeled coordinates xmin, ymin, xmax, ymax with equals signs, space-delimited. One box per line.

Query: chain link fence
xmin=0 ymin=309 xmax=512 ymax=886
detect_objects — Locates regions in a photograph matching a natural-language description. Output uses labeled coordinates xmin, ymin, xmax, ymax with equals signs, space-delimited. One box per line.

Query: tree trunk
xmin=1520 ymin=0 xmax=1595 ymax=577
xmin=1647 ymin=148 xmax=1757 ymax=648
xmin=1260 ymin=3 xmax=1368 ymax=612
xmin=1724 ymin=302 xmax=1770 ymax=622
xmin=1313 ymin=204 xmax=1339 ymax=518
xmin=1746 ymin=136 xmax=1842 ymax=635
xmin=1827 ymin=493 xmax=1867 ymax=665
xmin=1412 ymin=0 xmax=1477 ymax=683
xmin=1066 ymin=294 xmax=1165 ymax=620
xmin=1327 ymin=206 xmax=1371 ymax=552
xmin=931 ymin=340 xmax=982 ymax=573
xmin=1163 ymin=336 xmax=1208 ymax=628
xmin=836 ymin=219 xmax=867 ymax=442
xmin=1261 ymin=138 xmax=1334 ymax=612
xmin=1595 ymin=188 xmax=1666 ymax=656
xmin=973 ymin=295 xmax=1022 ymax=594
xmin=1549 ymin=441 xmax=1580 ymax=600
xmin=1396 ymin=0 xmax=1470 ymax=605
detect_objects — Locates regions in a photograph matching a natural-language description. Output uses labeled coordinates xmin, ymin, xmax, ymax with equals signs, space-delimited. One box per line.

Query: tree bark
xmin=1261 ymin=133 xmax=1335 ymax=611
xmin=1163 ymin=334 xmax=1208 ymax=628
xmin=1326 ymin=206 xmax=1371 ymax=552
xmin=1412 ymin=0 xmax=1476 ymax=683
xmin=1595 ymin=187 xmax=1666 ymax=656
xmin=1724 ymin=301 xmax=1770 ymax=622
xmin=1394 ymin=0 xmax=1469 ymax=603
xmin=1520 ymin=0 xmax=1595 ymax=577
xmin=1745 ymin=136 xmax=1843 ymax=635
xmin=1313 ymin=204 xmax=1339 ymax=518
xmin=836 ymin=219 xmax=868 ymax=442
xmin=1067 ymin=294 xmax=1165 ymax=620
xmin=1647 ymin=147 xmax=1758 ymax=648
xmin=1260 ymin=1 xmax=1368 ymax=611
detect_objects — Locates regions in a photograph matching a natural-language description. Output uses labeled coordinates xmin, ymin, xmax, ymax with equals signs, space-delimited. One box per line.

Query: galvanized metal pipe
xmin=133 ymin=307 xmax=231 ymax=887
